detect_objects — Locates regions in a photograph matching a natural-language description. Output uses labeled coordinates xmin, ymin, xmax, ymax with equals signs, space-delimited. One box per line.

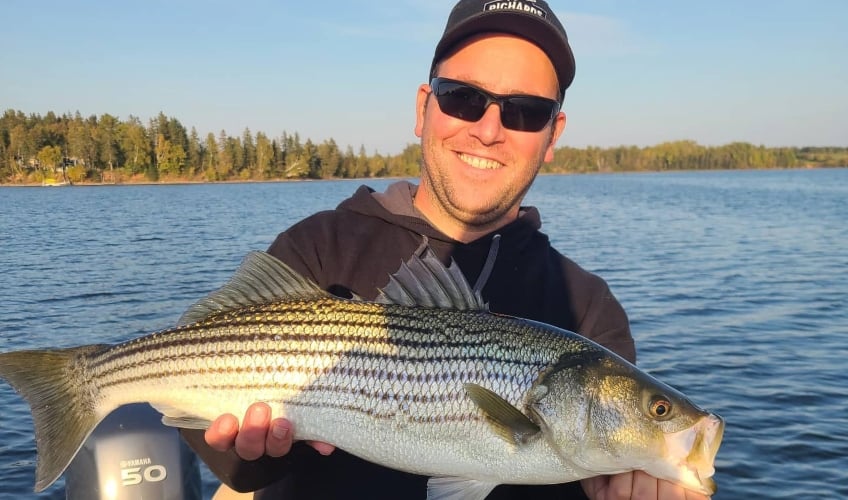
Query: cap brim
xmin=431 ymin=12 xmax=575 ymax=98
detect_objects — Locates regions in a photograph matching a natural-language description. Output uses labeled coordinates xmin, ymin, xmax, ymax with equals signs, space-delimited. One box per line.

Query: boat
xmin=64 ymin=404 xmax=201 ymax=499
xmin=42 ymin=178 xmax=71 ymax=187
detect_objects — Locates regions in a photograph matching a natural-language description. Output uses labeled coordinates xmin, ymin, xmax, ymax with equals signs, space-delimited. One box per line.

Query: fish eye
xmin=649 ymin=396 xmax=673 ymax=419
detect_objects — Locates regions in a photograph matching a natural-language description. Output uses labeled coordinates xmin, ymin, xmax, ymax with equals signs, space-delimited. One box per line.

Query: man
xmin=183 ymin=1 xmax=711 ymax=498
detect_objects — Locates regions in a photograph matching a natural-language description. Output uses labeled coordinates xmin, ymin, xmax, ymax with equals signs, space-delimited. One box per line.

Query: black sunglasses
xmin=429 ymin=77 xmax=560 ymax=132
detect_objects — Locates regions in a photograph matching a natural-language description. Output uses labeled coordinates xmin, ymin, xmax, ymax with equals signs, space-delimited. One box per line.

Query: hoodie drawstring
xmin=473 ymin=234 xmax=501 ymax=296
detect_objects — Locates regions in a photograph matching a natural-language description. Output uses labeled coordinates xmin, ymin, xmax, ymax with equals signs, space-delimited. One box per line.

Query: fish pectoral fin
xmin=464 ymin=383 xmax=540 ymax=445
xmin=152 ymin=404 xmax=213 ymax=430
xmin=426 ymin=476 xmax=499 ymax=500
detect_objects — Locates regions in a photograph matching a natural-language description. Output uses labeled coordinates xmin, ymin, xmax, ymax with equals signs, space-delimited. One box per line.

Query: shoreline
xmin=0 ymin=177 xmax=354 ymax=188
xmin=2 ymin=166 xmax=840 ymax=188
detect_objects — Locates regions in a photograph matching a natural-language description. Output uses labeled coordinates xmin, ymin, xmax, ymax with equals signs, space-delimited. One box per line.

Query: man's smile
xmin=457 ymin=152 xmax=504 ymax=170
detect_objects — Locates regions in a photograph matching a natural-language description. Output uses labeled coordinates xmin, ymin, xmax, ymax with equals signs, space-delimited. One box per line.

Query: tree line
xmin=1 ymin=109 xmax=844 ymax=184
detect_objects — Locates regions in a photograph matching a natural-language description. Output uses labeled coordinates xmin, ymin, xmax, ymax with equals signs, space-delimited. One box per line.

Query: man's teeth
xmin=458 ymin=153 xmax=501 ymax=169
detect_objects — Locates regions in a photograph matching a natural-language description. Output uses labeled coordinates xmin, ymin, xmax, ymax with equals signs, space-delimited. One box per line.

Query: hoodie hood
xmin=333 ymin=181 xmax=550 ymax=300
xmin=339 ymin=180 xmax=544 ymax=247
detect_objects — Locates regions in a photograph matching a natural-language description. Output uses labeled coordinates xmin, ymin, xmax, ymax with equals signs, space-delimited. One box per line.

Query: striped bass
xmin=0 ymin=247 xmax=724 ymax=498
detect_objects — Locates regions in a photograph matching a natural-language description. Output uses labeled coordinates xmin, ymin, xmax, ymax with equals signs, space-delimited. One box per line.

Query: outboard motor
xmin=65 ymin=403 xmax=201 ymax=500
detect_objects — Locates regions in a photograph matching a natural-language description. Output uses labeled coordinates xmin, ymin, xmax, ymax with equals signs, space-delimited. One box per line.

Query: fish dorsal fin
xmin=376 ymin=243 xmax=486 ymax=311
xmin=177 ymin=251 xmax=328 ymax=326
xmin=464 ymin=383 xmax=540 ymax=446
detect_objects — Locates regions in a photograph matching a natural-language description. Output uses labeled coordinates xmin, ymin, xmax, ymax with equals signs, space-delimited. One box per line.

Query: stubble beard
xmin=420 ymin=139 xmax=541 ymax=231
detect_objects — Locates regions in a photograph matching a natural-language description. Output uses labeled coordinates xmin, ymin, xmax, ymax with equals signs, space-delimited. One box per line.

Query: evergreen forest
xmin=1 ymin=109 xmax=844 ymax=185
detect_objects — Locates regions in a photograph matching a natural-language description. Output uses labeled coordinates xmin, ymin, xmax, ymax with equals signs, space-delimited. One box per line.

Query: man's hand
xmin=204 ymin=402 xmax=335 ymax=460
xmin=581 ymin=471 xmax=711 ymax=500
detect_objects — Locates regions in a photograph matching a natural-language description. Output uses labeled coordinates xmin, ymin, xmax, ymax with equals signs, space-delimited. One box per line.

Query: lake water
xmin=1 ymin=169 xmax=846 ymax=499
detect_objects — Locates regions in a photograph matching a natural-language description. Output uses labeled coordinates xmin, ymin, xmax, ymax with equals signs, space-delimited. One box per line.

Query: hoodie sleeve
xmin=556 ymin=253 xmax=636 ymax=363
xmin=179 ymin=429 xmax=302 ymax=492
xmin=578 ymin=280 xmax=636 ymax=363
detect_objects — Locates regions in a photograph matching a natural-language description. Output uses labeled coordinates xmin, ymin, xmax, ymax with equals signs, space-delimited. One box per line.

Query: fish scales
xmin=88 ymin=298 xmax=568 ymax=427
xmin=0 ymin=250 xmax=723 ymax=496
xmin=60 ymin=296 xmax=579 ymax=484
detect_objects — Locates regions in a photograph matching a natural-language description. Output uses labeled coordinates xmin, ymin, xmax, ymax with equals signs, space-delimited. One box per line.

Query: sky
xmin=2 ymin=0 xmax=846 ymax=155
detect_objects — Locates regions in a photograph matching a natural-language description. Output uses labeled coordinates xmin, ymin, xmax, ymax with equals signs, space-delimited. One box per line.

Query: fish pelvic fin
xmin=427 ymin=476 xmax=499 ymax=500
xmin=0 ymin=345 xmax=107 ymax=492
xmin=464 ymin=383 xmax=540 ymax=446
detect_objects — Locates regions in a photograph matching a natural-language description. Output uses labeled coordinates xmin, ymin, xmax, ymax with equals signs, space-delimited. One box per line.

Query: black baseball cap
xmin=430 ymin=0 xmax=576 ymax=102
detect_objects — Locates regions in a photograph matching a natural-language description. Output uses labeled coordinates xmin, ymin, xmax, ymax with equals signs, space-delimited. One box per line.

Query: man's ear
xmin=414 ymin=83 xmax=431 ymax=138
xmin=544 ymin=111 xmax=567 ymax=163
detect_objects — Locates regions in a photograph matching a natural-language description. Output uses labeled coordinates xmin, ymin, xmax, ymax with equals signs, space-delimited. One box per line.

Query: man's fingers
xmin=606 ymin=471 xmax=635 ymax=500
xmin=205 ymin=413 xmax=239 ymax=452
xmin=307 ymin=440 xmax=336 ymax=456
xmin=204 ymin=403 xmax=334 ymax=461
xmin=581 ymin=472 xmax=711 ymax=500
xmin=265 ymin=418 xmax=294 ymax=457
xmin=234 ymin=403 xmax=273 ymax=461
xmin=631 ymin=470 xmax=659 ymax=499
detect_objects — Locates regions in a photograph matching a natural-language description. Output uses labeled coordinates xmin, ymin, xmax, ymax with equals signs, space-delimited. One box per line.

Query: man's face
xmin=414 ymin=33 xmax=566 ymax=241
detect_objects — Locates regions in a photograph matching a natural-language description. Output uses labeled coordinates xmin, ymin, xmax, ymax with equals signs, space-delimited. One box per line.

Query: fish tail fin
xmin=0 ymin=345 xmax=106 ymax=492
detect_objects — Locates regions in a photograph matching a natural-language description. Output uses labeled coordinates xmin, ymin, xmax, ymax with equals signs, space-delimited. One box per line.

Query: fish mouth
xmin=663 ymin=413 xmax=725 ymax=495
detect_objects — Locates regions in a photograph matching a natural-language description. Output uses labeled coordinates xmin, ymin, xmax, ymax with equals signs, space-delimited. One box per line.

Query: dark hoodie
xmin=182 ymin=182 xmax=635 ymax=499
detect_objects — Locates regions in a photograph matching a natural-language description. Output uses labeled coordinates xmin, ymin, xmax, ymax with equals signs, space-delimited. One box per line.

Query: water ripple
xmin=1 ymin=172 xmax=847 ymax=498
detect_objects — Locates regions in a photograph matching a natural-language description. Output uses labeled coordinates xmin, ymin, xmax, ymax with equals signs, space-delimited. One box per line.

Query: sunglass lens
xmin=502 ymin=98 xmax=554 ymax=131
xmin=435 ymin=83 xmax=487 ymax=121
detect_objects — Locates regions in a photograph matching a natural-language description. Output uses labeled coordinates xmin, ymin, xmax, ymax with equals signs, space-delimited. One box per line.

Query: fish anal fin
xmin=152 ymin=403 xmax=213 ymax=430
xmin=427 ymin=476 xmax=499 ymax=500
xmin=464 ymin=383 xmax=540 ymax=446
